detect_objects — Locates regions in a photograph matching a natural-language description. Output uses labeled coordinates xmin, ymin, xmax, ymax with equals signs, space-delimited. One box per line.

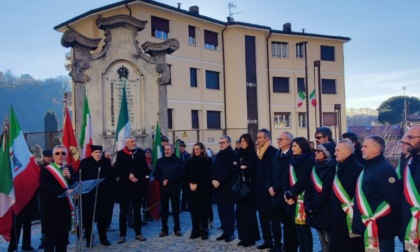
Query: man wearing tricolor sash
xmin=396 ymin=134 xmax=411 ymax=181
xmin=400 ymin=126 xmax=420 ymax=252
xmin=330 ymin=139 xmax=364 ymax=252
xmin=353 ymin=135 xmax=401 ymax=252
xmin=40 ymin=145 xmax=77 ymax=252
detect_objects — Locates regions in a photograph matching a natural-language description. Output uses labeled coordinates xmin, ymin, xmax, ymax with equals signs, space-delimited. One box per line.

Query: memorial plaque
xmin=103 ymin=63 xmax=142 ymax=135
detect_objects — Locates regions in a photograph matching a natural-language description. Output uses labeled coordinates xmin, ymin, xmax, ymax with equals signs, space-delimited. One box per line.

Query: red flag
xmin=148 ymin=180 xmax=160 ymax=220
xmin=62 ymin=108 xmax=80 ymax=172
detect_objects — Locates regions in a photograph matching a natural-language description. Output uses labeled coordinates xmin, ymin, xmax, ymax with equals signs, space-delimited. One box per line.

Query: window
xmin=204 ymin=30 xmax=218 ymax=50
xmin=167 ymin=109 xmax=173 ymax=129
xmin=188 ymin=25 xmax=196 ymax=45
xmin=323 ymin=113 xmax=337 ymax=126
xmin=207 ymin=111 xmax=221 ymax=129
xmin=322 ymin=79 xmax=336 ymax=94
xmin=272 ymin=42 xmax=288 ymax=58
xmin=274 ymin=112 xmax=290 ymax=128
xmin=297 ymin=78 xmax=305 ymax=92
xmin=151 ymin=16 xmax=169 ymax=39
xmin=296 ymin=43 xmax=305 ymax=59
xmin=273 ymin=77 xmax=289 ymax=93
xmin=205 ymin=70 xmax=219 ymax=89
xmin=298 ymin=112 xmax=307 ymax=128
xmin=321 ymin=45 xmax=335 ymax=61
xmin=190 ymin=68 xmax=198 ymax=87
xmin=191 ymin=110 xmax=199 ymax=129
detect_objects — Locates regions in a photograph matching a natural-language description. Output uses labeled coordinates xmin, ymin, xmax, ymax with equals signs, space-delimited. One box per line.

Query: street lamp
xmin=314 ymin=60 xmax=322 ymax=127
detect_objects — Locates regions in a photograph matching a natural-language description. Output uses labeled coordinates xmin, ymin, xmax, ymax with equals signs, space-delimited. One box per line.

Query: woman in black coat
xmin=304 ymin=142 xmax=336 ymax=252
xmin=283 ymin=137 xmax=314 ymax=252
xmin=80 ymin=145 xmax=116 ymax=247
xmin=186 ymin=142 xmax=213 ymax=240
xmin=235 ymin=133 xmax=260 ymax=247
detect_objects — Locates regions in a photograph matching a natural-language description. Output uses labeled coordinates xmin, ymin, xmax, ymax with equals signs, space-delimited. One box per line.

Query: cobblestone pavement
xmin=0 ymin=204 xmax=403 ymax=251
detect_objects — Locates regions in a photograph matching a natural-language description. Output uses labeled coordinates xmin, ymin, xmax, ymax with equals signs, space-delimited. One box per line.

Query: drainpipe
xmin=221 ymin=24 xmax=228 ymax=135
xmin=265 ymin=29 xmax=273 ymax=133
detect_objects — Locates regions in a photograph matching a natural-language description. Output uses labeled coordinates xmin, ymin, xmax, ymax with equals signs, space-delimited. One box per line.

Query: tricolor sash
xmin=332 ymin=165 xmax=360 ymax=238
xmin=356 ymin=171 xmax=391 ymax=252
xmin=403 ymin=158 xmax=420 ymax=252
xmin=311 ymin=165 xmax=322 ymax=193
xmin=45 ymin=163 xmax=76 ymax=230
xmin=396 ymin=158 xmax=402 ymax=180
xmin=289 ymin=164 xmax=306 ymax=225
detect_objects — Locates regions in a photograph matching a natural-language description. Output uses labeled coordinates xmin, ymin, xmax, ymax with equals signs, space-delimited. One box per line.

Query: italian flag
xmin=297 ymin=90 xmax=306 ymax=108
xmin=0 ymin=107 xmax=40 ymax=240
xmin=0 ymin=123 xmax=13 ymax=241
xmin=149 ymin=121 xmax=162 ymax=220
xmin=115 ymin=87 xmax=130 ymax=151
xmin=310 ymin=89 xmax=317 ymax=107
xmin=79 ymin=96 xmax=93 ymax=159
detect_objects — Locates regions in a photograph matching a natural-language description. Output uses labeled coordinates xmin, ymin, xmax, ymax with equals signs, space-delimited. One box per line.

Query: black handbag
xmin=231 ymin=171 xmax=251 ymax=200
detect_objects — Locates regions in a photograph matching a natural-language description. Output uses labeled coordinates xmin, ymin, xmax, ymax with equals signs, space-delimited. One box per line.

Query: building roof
xmin=54 ymin=0 xmax=351 ymax=42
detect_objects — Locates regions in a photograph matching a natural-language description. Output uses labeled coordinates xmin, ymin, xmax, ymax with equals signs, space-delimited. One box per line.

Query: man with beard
xmin=80 ymin=145 xmax=116 ymax=247
xmin=400 ymin=125 xmax=420 ymax=251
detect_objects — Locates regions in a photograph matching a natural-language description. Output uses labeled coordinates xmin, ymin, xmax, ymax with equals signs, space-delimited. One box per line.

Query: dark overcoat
xmin=211 ymin=146 xmax=239 ymax=204
xmin=255 ymin=145 xmax=277 ymax=211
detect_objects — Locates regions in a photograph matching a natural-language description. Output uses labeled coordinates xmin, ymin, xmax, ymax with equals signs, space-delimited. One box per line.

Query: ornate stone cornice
xmin=142 ymin=38 xmax=180 ymax=57
xmin=61 ymin=29 xmax=101 ymax=83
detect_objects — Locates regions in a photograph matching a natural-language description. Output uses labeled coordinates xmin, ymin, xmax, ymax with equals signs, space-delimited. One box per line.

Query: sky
xmin=1 ymin=0 xmax=419 ymax=110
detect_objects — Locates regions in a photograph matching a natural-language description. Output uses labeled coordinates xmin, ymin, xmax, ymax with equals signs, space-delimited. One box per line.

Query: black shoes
xmin=225 ymin=235 xmax=234 ymax=242
xmin=201 ymin=234 xmax=209 ymax=240
xmin=243 ymin=241 xmax=256 ymax=247
xmin=216 ymin=234 xmax=227 ymax=241
xmin=190 ymin=234 xmax=201 ymax=239
xmin=22 ymin=246 xmax=34 ymax=251
xmin=100 ymin=239 xmax=111 ymax=246
xmin=257 ymin=243 xmax=273 ymax=250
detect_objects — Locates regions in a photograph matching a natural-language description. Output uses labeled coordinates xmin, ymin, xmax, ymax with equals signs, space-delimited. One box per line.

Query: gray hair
xmin=283 ymin=131 xmax=294 ymax=141
xmin=53 ymin=145 xmax=68 ymax=155
xmin=220 ymin=135 xmax=231 ymax=144
xmin=338 ymin=139 xmax=354 ymax=153
xmin=258 ymin=128 xmax=271 ymax=140
xmin=125 ymin=135 xmax=136 ymax=144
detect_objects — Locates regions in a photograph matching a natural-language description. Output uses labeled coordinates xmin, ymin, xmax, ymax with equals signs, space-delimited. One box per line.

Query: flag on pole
xmin=79 ymin=96 xmax=93 ymax=160
xmin=115 ymin=87 xmax=130 ymax=151
xmin=62 ymin=107 xmax=80 ymax=171
xmin=8 ymin=107 xmax=40 ymax=215
xmin=310 ymin=89 xmax=317 ymax=107
xmin=175 ymin=139 xmax=180 ymax=158
xmin=149 ymin=121 xmax=162 ymax=220
xmin=0 ymin=120 xmax=13 ymax=241
xmin=152 ymin=122 xmax=162 ymax=167
xmin=298 ymin=90 xmax=306 ymax=108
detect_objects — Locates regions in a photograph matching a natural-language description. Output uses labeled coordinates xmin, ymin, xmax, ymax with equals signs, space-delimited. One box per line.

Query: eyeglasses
xmin=54 ymin=152 xmax=67 ymax=156
xmin=219 ymin=142 xmax=227 ymax=145
xmin=315 ymin=149 xmax=323 ymax=153
xmin=315 ymin=136 xmax=324 ymax=139
xmin=406 ymin=135 xmax=420 ymax=140
xmin=276 ymin=138 xmax=288 ymax=141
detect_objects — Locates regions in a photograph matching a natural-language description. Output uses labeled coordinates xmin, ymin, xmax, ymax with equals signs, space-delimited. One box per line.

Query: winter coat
xmin=269 ymin=148 xmax=292 ymax=207
xmin=304 ymin=157 xmax=336 ymax=229
xmin=212 ymin=146 xmax=239 ymax=204
xmin=153 ymin=155 xmax=184 ymax=192
xmin=255 ymin=145 xmax=277 ymax=211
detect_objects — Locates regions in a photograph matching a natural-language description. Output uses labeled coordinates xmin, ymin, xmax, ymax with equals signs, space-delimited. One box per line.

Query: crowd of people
xmin=6 ymin=125 xmax=420 ymax=252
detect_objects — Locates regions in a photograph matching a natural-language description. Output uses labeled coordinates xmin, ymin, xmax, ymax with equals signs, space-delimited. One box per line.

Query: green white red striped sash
xmin=356 ymin=170 xmax=391 ymax=251
xmin=403 ymin=158 xmax=420 ymax=252
xmin=289 ymin=164 xmax=306 ymax=225
xmin=311 ymin=165 xmax=322 ymax=193
xmin=332 ymin=165 xmax=358 ymax=237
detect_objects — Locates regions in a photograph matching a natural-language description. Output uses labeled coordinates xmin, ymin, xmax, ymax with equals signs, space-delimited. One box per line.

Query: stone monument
xmin=60 ymin=14 xmax=179 ymax=151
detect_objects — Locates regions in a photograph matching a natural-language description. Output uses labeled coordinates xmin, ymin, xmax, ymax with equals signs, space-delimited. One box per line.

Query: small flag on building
xmin=298 ymin=90 xmax=306 ymax=108
xmin=310 ymin=89 xmax=317 ymax=107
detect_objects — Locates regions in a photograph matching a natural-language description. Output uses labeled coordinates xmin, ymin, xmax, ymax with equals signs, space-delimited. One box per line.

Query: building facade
xmin=55 ymin=0 xmax=350 ymax=150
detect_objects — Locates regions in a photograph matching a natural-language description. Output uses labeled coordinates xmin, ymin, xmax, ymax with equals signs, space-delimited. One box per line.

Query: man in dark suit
xmin=79 ymin=145 xmax=116 ymax=247
xmin=40 ymin=145 xmax=77 ymax=252
xmin=255 ymin=128 xmax=278 ymax=251
xmin=212 ymin=135 xmax=239 ymax=242
xmin=114 ymin=136 xmax=149 ymax=244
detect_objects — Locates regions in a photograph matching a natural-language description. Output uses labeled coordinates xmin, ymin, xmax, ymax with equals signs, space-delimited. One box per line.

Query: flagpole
xmin=301 ymin=41 xmax=310 ymax=140
xmin=314 ymin=60 xmax=322 ymax=127
xmin=313 ymin=63 xmax=318 ymax=129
